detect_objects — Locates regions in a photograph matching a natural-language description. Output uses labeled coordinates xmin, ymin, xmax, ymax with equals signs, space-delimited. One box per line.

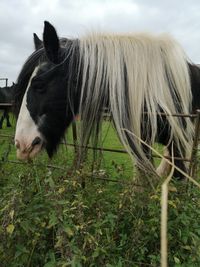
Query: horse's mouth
xmin=15 ymin=137 xmax=45 ymax=160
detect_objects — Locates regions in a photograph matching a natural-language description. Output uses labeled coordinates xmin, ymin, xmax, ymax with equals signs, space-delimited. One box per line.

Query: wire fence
xmin=0 ymin=104 xmax=200 ymax=180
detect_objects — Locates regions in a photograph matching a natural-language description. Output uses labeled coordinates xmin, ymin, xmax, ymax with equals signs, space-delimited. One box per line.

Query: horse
xmin=14 ymin=21 xmax=200 ymax=179
xmin=0 ymin=83 xmax=16 ymax=128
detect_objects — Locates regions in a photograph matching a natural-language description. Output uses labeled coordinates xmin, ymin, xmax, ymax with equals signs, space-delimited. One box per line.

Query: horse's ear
xmin=33 ymin=33 xmax=43 ymax=50
xmin=43 ymin=21 xmax=61 ymax=64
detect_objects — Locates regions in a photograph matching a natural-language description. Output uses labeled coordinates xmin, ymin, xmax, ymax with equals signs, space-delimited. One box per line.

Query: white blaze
xmin=15 ymin=67 xmax=44 ymax=160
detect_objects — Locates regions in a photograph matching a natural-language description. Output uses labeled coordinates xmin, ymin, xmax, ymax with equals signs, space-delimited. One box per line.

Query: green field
xmin=1 ymin=115 xmax=200 ymax=267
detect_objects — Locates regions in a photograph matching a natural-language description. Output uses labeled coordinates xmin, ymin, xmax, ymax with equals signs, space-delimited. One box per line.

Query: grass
xmin=1 ymin=115 xmax=200 ymax=267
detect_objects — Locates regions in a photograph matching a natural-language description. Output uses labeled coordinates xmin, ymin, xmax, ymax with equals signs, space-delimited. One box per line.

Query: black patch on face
xmin=14 ymin=48 xmax=46 ymax=117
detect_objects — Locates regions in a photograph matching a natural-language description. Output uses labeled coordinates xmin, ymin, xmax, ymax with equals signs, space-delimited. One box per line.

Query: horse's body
xmin=0 ymin=84 xmax=15 ymax=128
xmin=14 ymin=21 xmax=200 ymax=178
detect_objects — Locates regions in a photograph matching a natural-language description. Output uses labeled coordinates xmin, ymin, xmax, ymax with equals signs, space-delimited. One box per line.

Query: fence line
xmin=0 ymin=78 xmax=8 ymax=87
xmin=1 ymin=104 xmax=200 ymax=179
xmin=0 ymin=133 xmax=192 ymax=162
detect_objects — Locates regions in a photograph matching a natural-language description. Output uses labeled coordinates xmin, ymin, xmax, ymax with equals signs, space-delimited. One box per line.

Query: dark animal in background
xmin=14 ymin=21 xmax=200 ymax=179
xmin=0 ymin=83 xmax=16 ymax=128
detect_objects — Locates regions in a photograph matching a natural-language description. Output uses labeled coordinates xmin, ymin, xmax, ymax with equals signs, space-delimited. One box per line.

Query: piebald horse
xmin=14 ymin=21 xmax=200 ymax=179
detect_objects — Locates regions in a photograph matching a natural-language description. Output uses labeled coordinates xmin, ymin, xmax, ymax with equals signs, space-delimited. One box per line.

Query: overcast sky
xmin=1 ymin=0 xmax=200 ymax=85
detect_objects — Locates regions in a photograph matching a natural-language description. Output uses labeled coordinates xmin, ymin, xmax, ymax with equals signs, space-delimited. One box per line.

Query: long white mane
xmin=77 ymin=32 xmax=194 ymax=171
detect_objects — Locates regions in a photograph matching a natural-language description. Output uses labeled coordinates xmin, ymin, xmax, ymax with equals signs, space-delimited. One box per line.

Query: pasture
xmin=1 ymin=115 xmax=200 ymax=267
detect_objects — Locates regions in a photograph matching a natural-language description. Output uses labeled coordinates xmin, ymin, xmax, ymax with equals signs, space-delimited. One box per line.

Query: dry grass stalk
xmin=161 ymin=144 xmax=174 ymax=267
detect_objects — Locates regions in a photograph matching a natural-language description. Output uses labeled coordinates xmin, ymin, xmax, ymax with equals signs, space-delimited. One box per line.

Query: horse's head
xmin=15 ymin=21 xmax=79 ymax=160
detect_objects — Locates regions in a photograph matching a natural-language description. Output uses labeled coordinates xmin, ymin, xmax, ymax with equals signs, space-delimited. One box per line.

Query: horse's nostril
xmin=32 ymin=136 xmax=42 ymax=147
xmin=15 ymin=140 xmax=20 ymax=149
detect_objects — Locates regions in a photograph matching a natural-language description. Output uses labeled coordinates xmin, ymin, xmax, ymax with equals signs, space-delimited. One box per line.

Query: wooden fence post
xmin=188 ymin=110 xmax=200 ymax=178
